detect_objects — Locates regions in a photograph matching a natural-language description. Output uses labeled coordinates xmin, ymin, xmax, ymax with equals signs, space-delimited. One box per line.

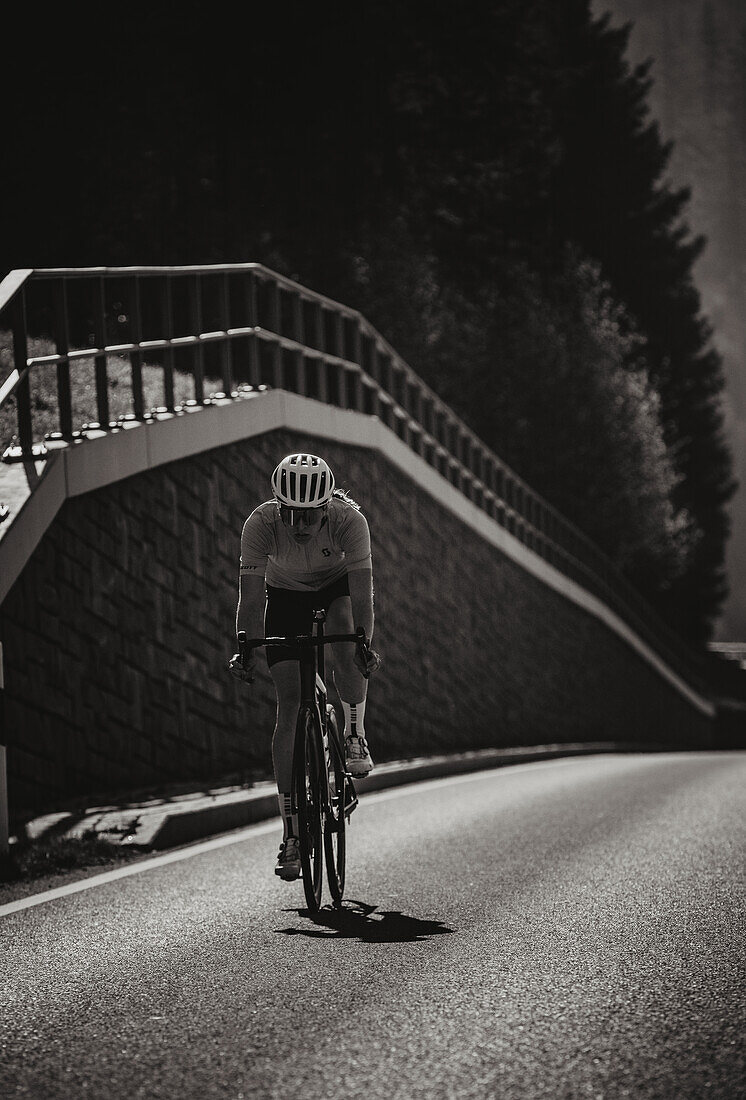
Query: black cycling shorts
xmin=264 ymin=574 xmax=350 ymax=667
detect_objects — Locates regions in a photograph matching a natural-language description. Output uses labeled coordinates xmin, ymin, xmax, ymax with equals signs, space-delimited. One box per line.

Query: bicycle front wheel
xmin=323 ymin=704 xmax=346 ymax=907
xmin=293 ymin=706 xmax=324 ymax=913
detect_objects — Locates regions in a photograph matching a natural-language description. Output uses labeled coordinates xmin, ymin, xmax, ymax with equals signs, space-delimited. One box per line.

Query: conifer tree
xmin=544 ymin=3 xmax=734 ymax=639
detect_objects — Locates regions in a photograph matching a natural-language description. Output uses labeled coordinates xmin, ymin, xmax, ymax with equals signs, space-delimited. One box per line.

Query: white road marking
xmin=0 ymin=820 xmax=278 ymax=918
xmin=0 ymin=755 xmax=608 ymax=918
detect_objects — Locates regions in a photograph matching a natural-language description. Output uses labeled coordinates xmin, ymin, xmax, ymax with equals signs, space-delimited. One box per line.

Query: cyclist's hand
xmin=355 ymin=645 xmax=382 ymax=678
xmin=228 ymin=652 xmax=256 ymax=683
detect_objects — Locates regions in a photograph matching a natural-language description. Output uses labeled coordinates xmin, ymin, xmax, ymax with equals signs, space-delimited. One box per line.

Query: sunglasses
xmin=278 ymin=503 xmax=327 ymax=527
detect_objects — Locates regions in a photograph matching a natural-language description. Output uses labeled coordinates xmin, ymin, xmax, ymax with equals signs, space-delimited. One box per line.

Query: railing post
xmin=432 ymin=405 xmax=444 ymax=454
xmin=161 ymin=276 xmax=176 ymax=411
xmin=12 ymin=289 xmax=33 ymax=454
xmin=527 ymin=498 xmax=536 ymax=550
xmin=376 ymin=350 xmax=390 ymax=403
xmin=312 ymin=301 xmax=324 ymax=354
xmin=459 ymin=429 xmax=468 ymax=475
xmin=515 ymin=487 xmax=525 ymax=541
xmin=387 ymin=359 xmax=400 ymax=411
xmin=129 ymin=276 xmax=145 ymax=420
xmin=188 ymin=274 xmax=205 ymax=404
xmin=219 ymin=273 xmax=233 ymax=395
xmin=332 ymin=312 xmax=345 ymax=407
xmin=349 ymin=322 xmax=363 ymax=411
xmin=53 ymin=280 xmax=74 ymax=439
xmin=292 ymin=291 xmax=306 ymax=396
xmin=471 ymin=439 xmax=482 ymax=486
xmin=409 ymin=377 xmax=423 ymax=455
xmin=313 ymin=303 xmax=328 ymax=402
xmin=246 ymin=272 xmax=261 ymax=387
xmin=410 ymin=379 xmax=423 ymax=425
xmin=268 ymin=279 xmax=283 ymax=389
xmin=507 ymin=478 xmax=517 ymax=534
xmin=364 ymin=338 xmax=383 ymax=419
xmin=360 ymin=375 xmax=377 ymax=417
xmin=456 ymin=434 xmax=468 ymax=494
xmin=93 ymin=277 xmax=110 ymax=427
xmin=474 ymin=444 xmax=485 ymax=488
xmin=495 ymin=464 xmax=505 ymax=510
xmin=425 ymin=396 xmax=436 ymax=439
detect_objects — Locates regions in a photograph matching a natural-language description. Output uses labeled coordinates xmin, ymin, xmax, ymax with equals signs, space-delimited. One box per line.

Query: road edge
xmin=19 ymin=742 xmax=674 ymax=853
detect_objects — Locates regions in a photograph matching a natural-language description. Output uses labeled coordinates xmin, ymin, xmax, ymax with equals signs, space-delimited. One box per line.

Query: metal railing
xmin=0 ymin=263 xmax=707 ymax=686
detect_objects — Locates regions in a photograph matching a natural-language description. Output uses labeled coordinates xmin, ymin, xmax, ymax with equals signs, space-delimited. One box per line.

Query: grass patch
xmin=0 ymin=832 xmax=148 ymax=905
xmin=3 ymin=832 xmax=143 ymax=882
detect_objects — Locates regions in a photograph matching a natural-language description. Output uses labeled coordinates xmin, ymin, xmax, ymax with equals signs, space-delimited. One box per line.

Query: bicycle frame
xmin=238 ymin=615 xmax=367 ymax=743
xmin=237 ymin=617 xmax=367 ymax=909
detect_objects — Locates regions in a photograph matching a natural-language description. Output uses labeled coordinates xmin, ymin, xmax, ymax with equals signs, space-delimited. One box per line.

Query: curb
xmin=17 ymin=742 xmax=651 ymax=852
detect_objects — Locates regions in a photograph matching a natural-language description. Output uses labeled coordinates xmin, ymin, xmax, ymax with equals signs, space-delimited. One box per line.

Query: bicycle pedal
xmin=343 ymin=776 xmax=358 ymax=819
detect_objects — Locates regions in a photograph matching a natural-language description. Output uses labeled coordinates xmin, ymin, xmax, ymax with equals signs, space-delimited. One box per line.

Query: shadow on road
xmin=276 ymin=898 xmax=455 ymax=943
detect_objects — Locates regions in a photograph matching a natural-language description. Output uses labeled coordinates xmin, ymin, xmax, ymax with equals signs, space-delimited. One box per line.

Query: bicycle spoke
xmin=294 ymin=707 xmax=324 ymax=912
xmin=324 ymin=705 xmax=346 ymax=906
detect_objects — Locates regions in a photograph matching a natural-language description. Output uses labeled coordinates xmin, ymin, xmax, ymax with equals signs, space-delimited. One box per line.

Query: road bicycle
xmin=237 ymin=613 xmax=370 ymax=913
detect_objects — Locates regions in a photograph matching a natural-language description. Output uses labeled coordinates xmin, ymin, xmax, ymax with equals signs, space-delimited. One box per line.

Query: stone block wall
xmin=0 ymin=427 xmax=713 ymax=822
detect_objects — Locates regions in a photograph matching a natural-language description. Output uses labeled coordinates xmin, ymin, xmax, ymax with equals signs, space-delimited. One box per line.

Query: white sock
xmin=341 ymin=699 xmax=366 ymax=740
xmin=278 ymin=792 xmax=298 ymax=839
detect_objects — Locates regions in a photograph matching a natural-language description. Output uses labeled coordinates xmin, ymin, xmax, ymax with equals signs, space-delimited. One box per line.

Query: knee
xmin=271 ymin=669 xmax=300 ymax=737
xmin=276 ymin=688 xmax=299 ymax=716
xmin=332 ymin=650 xmax=366 ymax=704
xmin=332 ymin=645 xmax=356 ymax=681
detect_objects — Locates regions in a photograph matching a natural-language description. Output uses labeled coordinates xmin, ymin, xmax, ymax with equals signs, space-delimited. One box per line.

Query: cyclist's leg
xmin=325 ymin=581 xmax=373 ymax=774
xmin=326 ymin=590 xmax=366 ymax=703
xmin=269 ymin=661 xmax=301 ymax=835
xmin=265 ymin=586 xmax=310 ymax=841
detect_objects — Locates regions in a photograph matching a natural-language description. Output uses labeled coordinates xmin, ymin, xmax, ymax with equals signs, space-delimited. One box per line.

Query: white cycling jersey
xmin=240 ymin=497 xmax=372 ymax=591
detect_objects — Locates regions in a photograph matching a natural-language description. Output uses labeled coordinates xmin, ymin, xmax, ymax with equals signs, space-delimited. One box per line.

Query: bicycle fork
xmin=311 ymin=608 xmax=359 ymax=824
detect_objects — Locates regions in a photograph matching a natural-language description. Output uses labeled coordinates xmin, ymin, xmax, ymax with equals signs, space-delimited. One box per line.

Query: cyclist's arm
xmin=237 ymin=509 xmax=271 ymax=641
xmin=339 ymin=507 xmax=374 ymax=643
xmin=347 ymin=566 xmax=374 ymax=644
xmin=236 ymin=572 xmax=266 ymax=640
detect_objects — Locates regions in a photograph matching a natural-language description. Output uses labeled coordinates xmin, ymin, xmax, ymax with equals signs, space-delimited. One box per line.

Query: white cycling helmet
xmin=271 ymin=453 xmax=336 ymax=508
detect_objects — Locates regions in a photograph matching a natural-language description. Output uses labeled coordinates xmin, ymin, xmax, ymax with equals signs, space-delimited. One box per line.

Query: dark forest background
xmin=593 ymin=0 xmax=746 ymax=644
xmin=0 ymin=1 xmax=735 ymax=647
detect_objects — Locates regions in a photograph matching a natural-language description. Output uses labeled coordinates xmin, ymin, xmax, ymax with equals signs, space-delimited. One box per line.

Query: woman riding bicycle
xmin=229 ymin=452 xmax=381 ymax=880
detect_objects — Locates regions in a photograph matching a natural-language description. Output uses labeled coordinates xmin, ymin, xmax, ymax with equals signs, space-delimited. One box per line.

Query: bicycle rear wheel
xmin=323 ymin=704 xmax=346 ymax=907
xmin=293 ymin=706 xmax=324 ymax=913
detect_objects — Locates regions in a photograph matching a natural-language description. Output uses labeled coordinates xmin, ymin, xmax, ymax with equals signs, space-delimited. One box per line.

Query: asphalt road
xmin=2 ymin=752 xmax=745 ymax=1099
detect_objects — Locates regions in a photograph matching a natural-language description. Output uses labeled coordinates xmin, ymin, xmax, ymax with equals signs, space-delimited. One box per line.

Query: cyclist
xmin=229 ymin=452 xmax=381 ymax=881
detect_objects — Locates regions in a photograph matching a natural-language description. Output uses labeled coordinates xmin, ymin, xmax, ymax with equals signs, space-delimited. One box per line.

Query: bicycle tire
xmin=323 ymin=704 xmax=346 ymax=907
xmin=293 ymin=705 xmax=324 ymax=913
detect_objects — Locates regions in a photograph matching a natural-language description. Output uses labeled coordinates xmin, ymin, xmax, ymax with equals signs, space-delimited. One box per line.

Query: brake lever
xmin=235 ymin=630 xmax=255 ymax=683
xmin=354 ymin=627 xmax=372 ymax=679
